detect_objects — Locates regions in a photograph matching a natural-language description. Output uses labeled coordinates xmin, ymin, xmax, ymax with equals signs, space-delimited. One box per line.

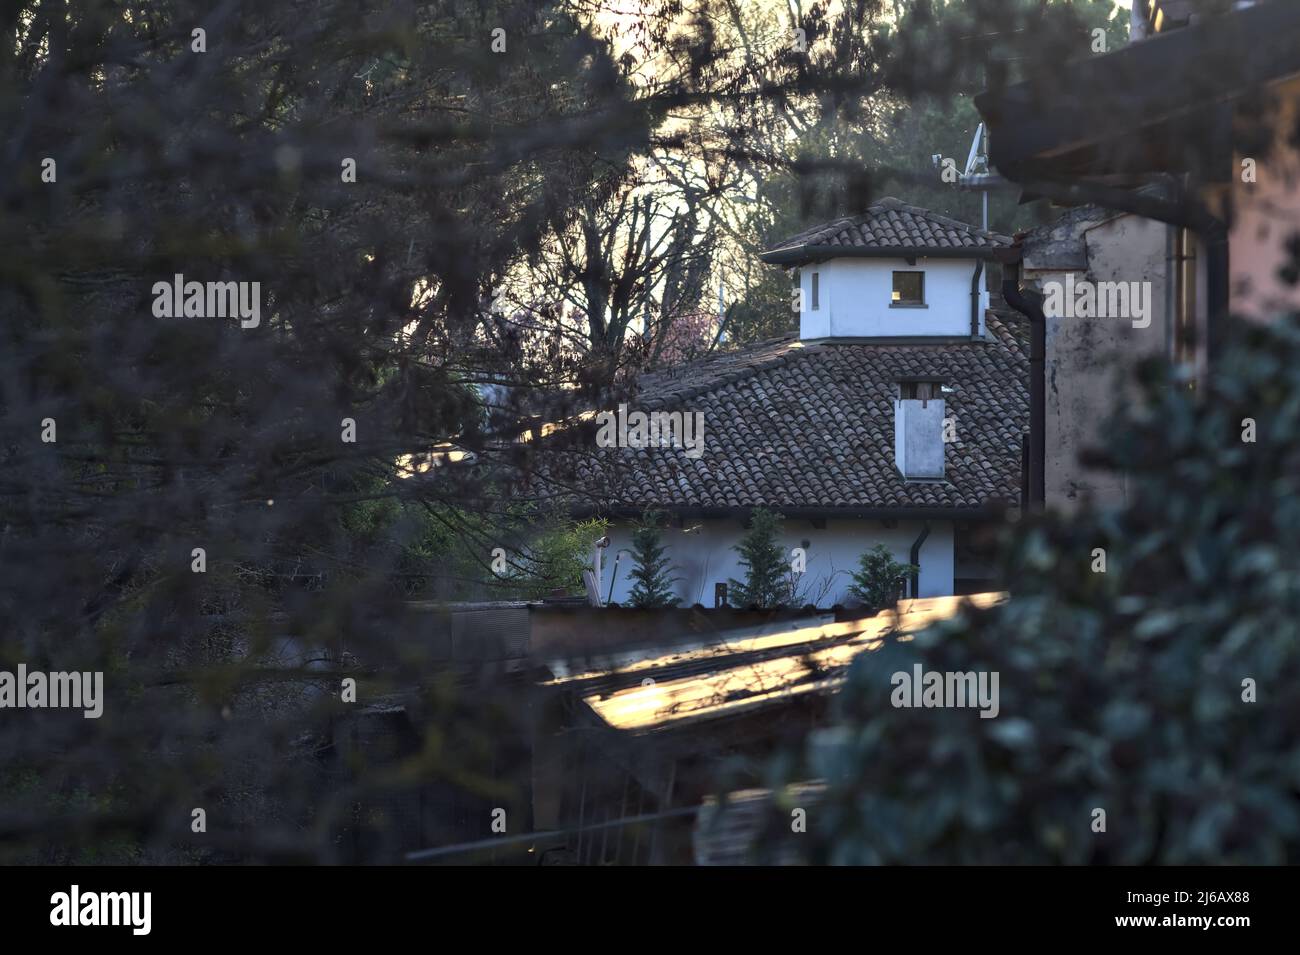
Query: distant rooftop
xmin=541 ymin=310 xmax=1028 ymax=516
xmin=760 ymin=197 xmax=1013 ymax=265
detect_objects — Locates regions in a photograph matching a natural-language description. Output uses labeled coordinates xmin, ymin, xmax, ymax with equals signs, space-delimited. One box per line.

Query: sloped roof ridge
xmin=873 ymin=196 xmax=1010 ymax=243
xmin=634 ymin=333 xmax=813 ymax=408
xmin=772 ymin=196 xmax=1012 ymax=252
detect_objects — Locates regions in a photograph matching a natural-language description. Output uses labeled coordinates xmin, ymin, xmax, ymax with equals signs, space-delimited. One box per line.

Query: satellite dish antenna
xmin=963 ymin=122 xmax=986 ymax=179
xmin=958 ymin=123 xmax=989 ymax=230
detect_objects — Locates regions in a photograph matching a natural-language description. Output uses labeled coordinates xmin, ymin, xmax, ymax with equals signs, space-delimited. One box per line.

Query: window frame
xmin=890 ymin=270 xmax=926 ymax=308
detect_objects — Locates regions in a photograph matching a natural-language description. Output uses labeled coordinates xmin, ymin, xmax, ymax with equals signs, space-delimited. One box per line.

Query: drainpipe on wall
xmin=1002 ymin=270 xmax=1046 ymax=508
xmin=909 ymin=522 xmax=931 ymax=599
xmin=1204 ymin=223 xmax=1230 ymax=366
xmin=970 ymin=259 xmax=985 ymax=339
xmin=1020 ymin=434 xmax=1030 ymax=510
xmin=1165 ymin=223 xmax=1176 ymax=362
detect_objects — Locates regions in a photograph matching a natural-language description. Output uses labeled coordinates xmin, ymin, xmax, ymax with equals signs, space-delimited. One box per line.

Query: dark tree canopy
xmin=8 ymin=0 xmax=1276 ymax=870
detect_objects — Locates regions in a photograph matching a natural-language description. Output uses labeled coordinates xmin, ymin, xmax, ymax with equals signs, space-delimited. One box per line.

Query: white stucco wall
xmin=1024 ymin=212 xmax=1171 ymax=512
xmin=599 ymin=517 xmax=955 ymax=608
xmin=800 ymin=257 xmax=988 ymax=340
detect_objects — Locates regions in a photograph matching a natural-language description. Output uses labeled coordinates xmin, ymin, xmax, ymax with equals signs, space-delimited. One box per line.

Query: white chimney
xmin=895 ymin=393 xmax=945 ymax=480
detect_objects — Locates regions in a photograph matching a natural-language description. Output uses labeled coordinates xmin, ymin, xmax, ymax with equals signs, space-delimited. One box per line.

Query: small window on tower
xmin=891 ymin=270 xmax=925 ymax=306
xmin=811 ymin=271 xmax=820 ymax=311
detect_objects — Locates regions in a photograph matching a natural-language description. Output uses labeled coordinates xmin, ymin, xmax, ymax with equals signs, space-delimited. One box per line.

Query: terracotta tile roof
xmin=761 ymin=197 xmax=1013 ymax=264
xmin=536 ymin=310 xmax=1029 ymax=515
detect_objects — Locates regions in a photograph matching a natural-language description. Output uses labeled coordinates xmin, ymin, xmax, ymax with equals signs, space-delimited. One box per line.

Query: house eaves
xmin=759 ymin=245 xmax=1018 ymax=266
xmin=569 ymin=503 xmax=1011 ymax=523
xmin=974 ymin=1 xmax=1300 ymax=188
